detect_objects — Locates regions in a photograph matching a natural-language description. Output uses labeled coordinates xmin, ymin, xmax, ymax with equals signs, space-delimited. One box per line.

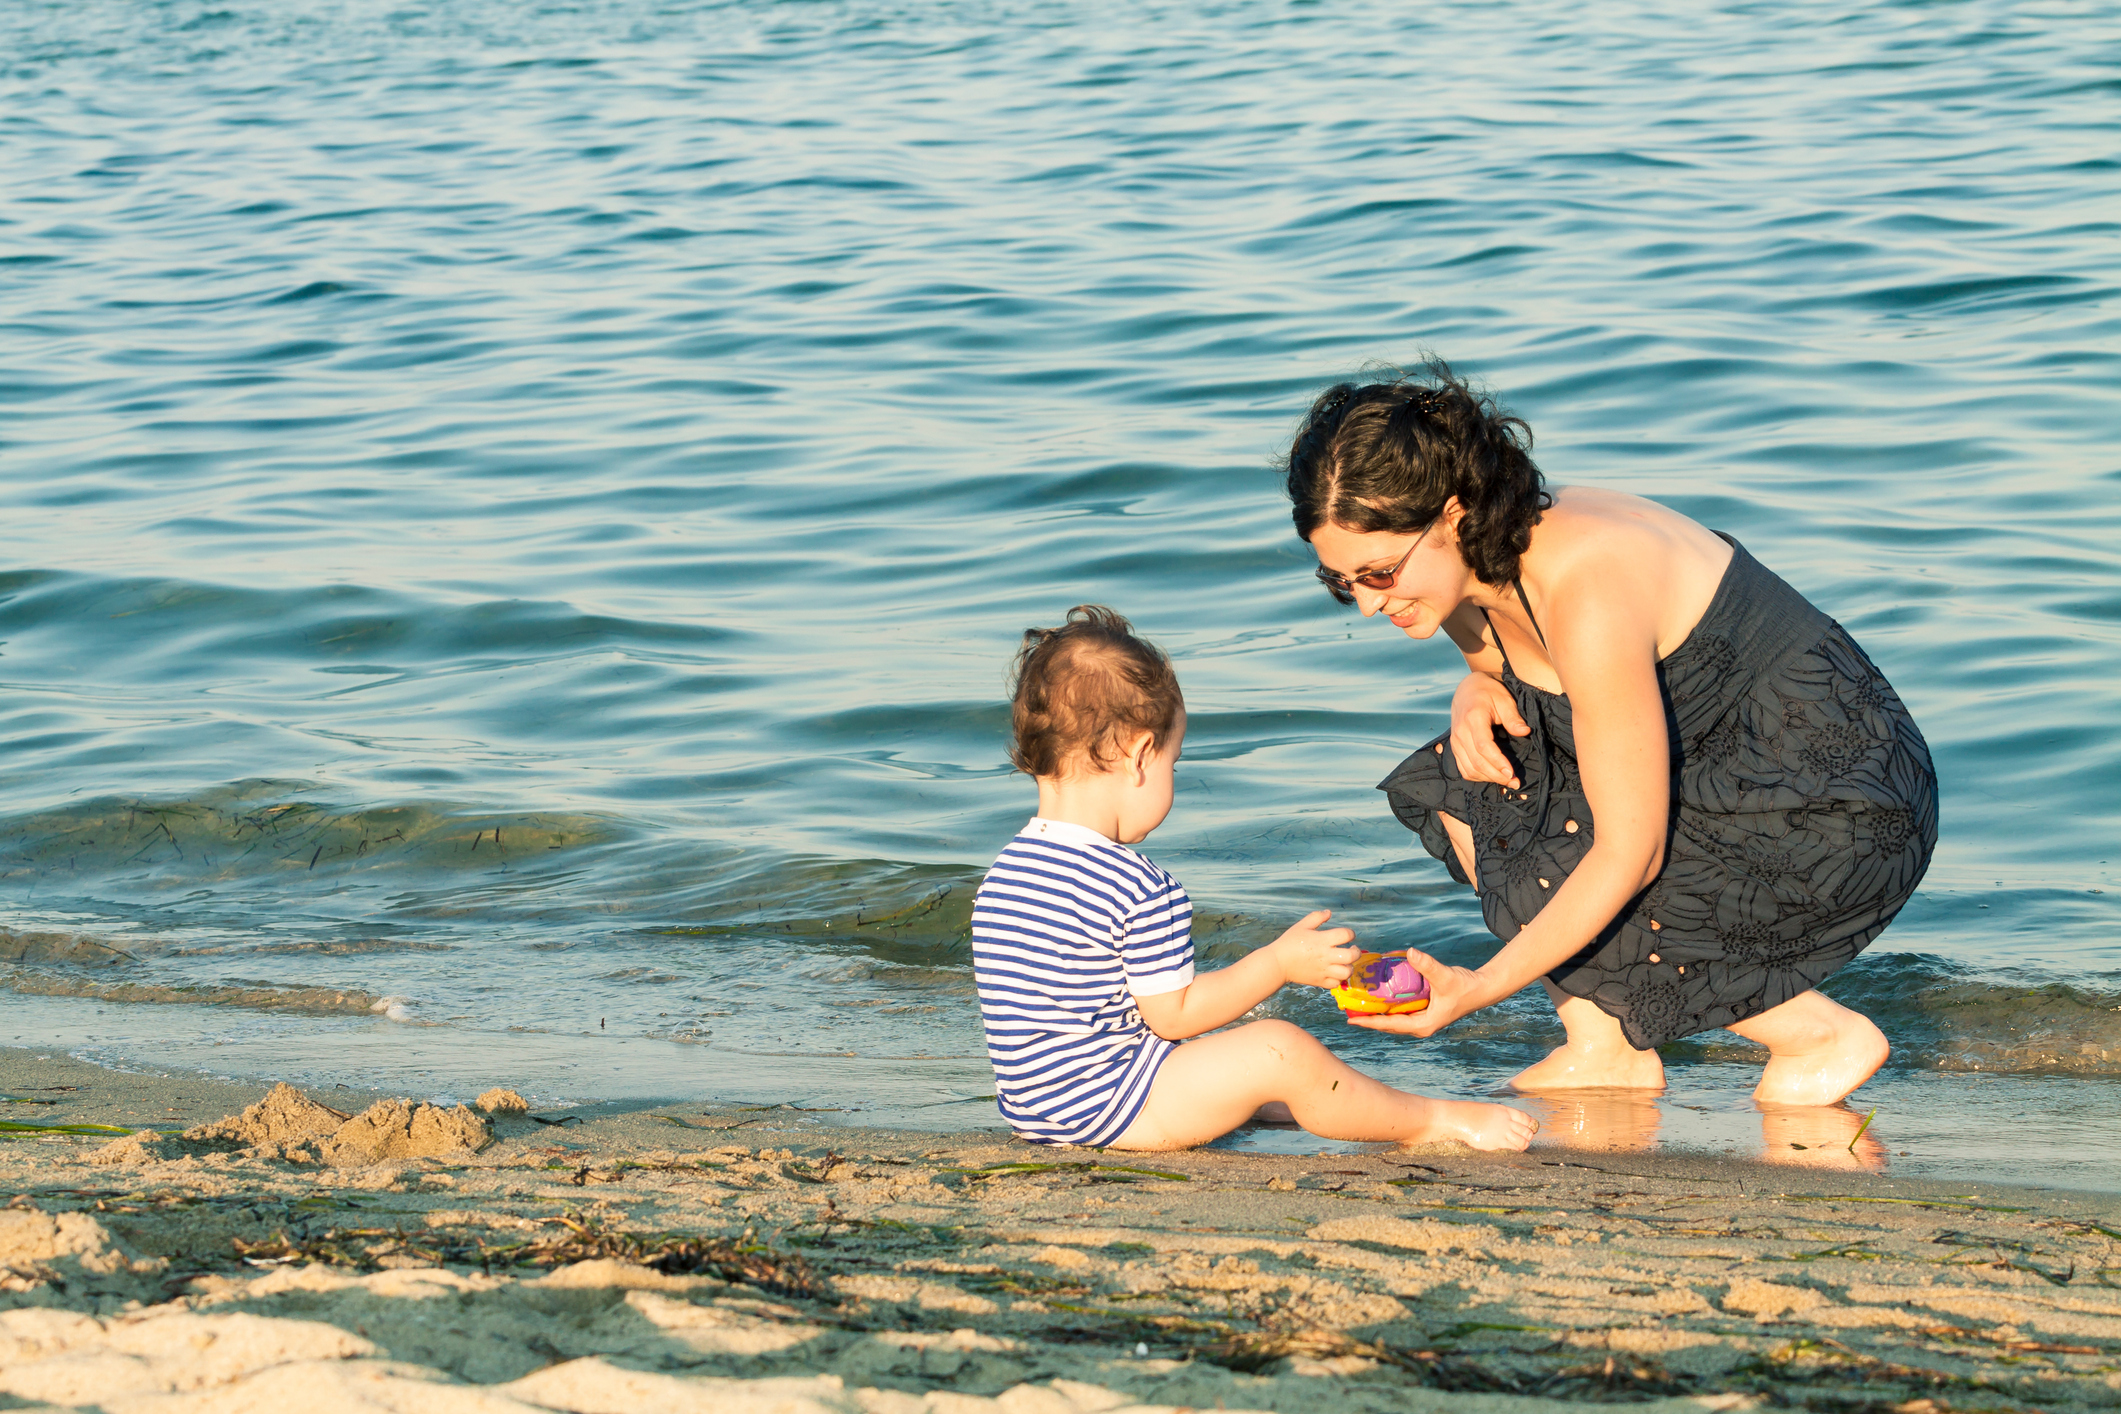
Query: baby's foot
xmin=1426 ymin=1099 xmax=1538 ymax=1152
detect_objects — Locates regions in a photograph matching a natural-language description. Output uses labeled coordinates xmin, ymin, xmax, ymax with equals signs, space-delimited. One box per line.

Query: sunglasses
xmin=1314 ymin=525 xmax=1431 ymax=605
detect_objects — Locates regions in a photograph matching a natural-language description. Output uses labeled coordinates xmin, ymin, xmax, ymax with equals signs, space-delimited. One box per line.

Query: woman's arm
xmin=1135 ymin=910 xmax=1357 ymax=1040
xmin=1440 ymin=603 xmax=1531 ymax=787
xmin=1355 ymin=577 xmax=1672 ymax=1037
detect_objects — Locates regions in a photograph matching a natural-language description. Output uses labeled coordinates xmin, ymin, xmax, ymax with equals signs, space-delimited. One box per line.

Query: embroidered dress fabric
xmin=1379 ymin=536 xmax=1938 ymax=1050
xmin=971 ymin=817 xmax=1195 ymax=1145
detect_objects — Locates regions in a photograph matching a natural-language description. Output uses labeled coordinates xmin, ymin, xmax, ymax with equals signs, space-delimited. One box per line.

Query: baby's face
xmin=1116 ymin=709 xmax=1185 ymax=844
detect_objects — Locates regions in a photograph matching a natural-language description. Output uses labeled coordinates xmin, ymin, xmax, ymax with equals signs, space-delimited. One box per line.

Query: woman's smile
xmin=1310 ymin=521 xmax=1459 ymax=636
xmin=1379 ymin=595 xmax=1425 ymax=631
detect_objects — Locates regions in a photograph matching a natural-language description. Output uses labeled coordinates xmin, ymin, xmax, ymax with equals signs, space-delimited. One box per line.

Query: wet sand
xmin=3 ymin=1050 xmax=2119 ymax=1413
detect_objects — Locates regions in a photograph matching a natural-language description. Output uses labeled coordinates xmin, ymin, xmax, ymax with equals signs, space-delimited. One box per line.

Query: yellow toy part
xmin=1328 ymin=949 xmax=1432 ymax=1015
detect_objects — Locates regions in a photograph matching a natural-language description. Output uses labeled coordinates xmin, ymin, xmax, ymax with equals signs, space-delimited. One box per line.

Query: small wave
xmin=2 ymin=969 xmax=384 ymax=1015
xmin=0 ymin=779 xmax=616 ymax=888
xmin=1 ymin=925 xmax=136 ymax=968
xmin=168 ymin=939 xmax=452 ymax=957
xmin=642 ymin=1025 xmax=713 ymax=1045
xmin=652 ymin=858 xmax=983 ymax=955
xmin=1837 ymin=957 xmax=2121 ymax=1078
xmin=264 ymin=280 xmax=357 ymax=304
xmin=1646 ymin=955 xmax=2121 ymax=1078
xmin=646 ymin=854 xmax=1281 ymax=962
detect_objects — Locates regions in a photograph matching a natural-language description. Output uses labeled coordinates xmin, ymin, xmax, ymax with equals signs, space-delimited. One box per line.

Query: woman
xmin=1288 ymin=361 xmax=1936 ymax=1106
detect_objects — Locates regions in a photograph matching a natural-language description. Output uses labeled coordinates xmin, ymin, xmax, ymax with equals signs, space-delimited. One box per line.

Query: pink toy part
xmin=1358 ymin=953 xmax=1430 ymax=1002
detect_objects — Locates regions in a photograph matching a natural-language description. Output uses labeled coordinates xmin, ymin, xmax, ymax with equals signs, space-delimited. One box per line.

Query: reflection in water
xmin=1759 ymin=1104 xmax=1888 ymax=1173
xmin=1520 ymin=1088 xmax=1665 ymax=1153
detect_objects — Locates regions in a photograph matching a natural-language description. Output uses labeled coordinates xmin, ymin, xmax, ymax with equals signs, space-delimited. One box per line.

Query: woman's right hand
xmin=1451 ymin=672 xmax=1530 ymax=789
xmin=1343 ymin=946 xmax=1488 ymax=1037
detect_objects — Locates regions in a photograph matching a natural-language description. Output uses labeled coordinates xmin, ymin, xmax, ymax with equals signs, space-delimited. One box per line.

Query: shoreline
xmin=4 ymin=1052 xmax=2119 ymax=1411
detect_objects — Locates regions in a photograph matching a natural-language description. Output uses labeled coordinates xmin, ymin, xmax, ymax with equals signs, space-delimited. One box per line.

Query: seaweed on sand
xmin=232 ymin=1210 xmax=825 ymax=1300
xmin=1201 ymin=1329 xmax=1696 ymax=1399
xmin=1 ymin=1118 xmax=150 ymax=1136
xmin=512 ymin=1211 xmax=824 ymax=1298
xmin=934 ymin=1160 xmax=1188 ymax=1184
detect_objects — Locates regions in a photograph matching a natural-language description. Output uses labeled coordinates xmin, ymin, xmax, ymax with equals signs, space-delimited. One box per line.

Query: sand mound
xmin=192 ymin=1081 xmax=352 ymax=1147
xmin=90 ymin=1085 xmax=490 ymax=1168
xmin=90 ymin=1081 xmax=349 ymax=1167
xmin=0 ymin=1210 xmax=162 ymax=1296
xmin=314 ymin=1097 xmax=492 ymax=1165
xmin=476 ymin=1087 xmax=530 ymax=1115
xmin=85 ymin=1130 xmax=169 ymax=1167
xmin=0 ymin=1210 xmax=127 ymax=1273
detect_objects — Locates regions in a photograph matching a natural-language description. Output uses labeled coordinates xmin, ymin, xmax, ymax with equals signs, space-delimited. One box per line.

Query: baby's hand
xmin=1268 ymin=909 xmax=1358 ymax=989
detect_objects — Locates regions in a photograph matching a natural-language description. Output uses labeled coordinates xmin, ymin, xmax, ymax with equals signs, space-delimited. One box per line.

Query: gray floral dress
xmin=1378 ymin=535 xmax=1938 ymax=1050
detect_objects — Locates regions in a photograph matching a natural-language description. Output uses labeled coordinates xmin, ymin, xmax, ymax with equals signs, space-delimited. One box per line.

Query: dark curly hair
xmin=1008 ymin=605 xmax=1184 ymax=778
xmin=1285 ymin=357 xmax=1551 ymax=586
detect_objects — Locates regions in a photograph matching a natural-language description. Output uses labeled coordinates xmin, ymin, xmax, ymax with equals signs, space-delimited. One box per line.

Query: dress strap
xmin=1512 ymin=578 xmax=1550 ymax=651
xmin=1477 ymin=606 xmax=1519 ymax=678
xmin=1502 ymin=582 xmax=1555 ymax=827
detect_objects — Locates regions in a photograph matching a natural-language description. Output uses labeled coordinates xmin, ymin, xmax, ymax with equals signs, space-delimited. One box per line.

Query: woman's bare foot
xmin=1727 ymin=990 xmax=1889 ymax=1107
xmin=1510 ymin=1040 xmax=1666 ymax=1091
xmin=1416 ymin=1099 xmax=1538 ymax=1152
xmin=1755 ymin=1022 xmax=1888 ymax=1106
xmin=1760 ymin=1103 xmax=1887 ymax=1171
xmin=1510 ymin=983 xmax=1666 ymax=1090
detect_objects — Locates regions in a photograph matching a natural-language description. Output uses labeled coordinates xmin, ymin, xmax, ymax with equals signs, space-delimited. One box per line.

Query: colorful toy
xmin=1328 ymin=950 xmax=1431 ymax=1015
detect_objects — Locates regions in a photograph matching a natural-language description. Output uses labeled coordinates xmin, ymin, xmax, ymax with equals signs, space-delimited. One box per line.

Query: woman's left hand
xmin=1344 ymin=947 xmax=1489 ymax=1038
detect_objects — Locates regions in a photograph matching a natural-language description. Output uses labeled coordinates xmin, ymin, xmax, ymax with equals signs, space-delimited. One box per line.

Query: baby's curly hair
xmin=1008 ymin=605 xmax=1183 ymax=779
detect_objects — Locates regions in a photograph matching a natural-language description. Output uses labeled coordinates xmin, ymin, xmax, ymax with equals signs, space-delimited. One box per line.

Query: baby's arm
xmin=1134 ymin=910 xmax=1357 ymax=1041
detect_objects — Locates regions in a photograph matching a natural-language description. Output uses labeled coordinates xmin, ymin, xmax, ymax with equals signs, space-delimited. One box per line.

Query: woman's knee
xmin=1731 ymin=987 xmax=1868 ymax=1051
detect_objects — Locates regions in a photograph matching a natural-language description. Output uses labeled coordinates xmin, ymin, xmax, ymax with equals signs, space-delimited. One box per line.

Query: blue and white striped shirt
xmin=971 ymin=817 xmax=1195 ymax=1146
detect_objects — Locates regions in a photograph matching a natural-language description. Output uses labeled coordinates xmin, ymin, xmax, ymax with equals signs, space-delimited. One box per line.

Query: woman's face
xmin=1310 ymin=518 xmax=1471 ymax=640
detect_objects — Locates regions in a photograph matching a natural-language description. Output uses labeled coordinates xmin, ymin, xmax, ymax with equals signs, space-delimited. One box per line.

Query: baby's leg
xmin=1109 ymin=1020 xmax=1535 ymax=1152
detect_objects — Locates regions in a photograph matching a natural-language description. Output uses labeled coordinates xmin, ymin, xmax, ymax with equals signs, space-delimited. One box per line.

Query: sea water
xmin=2 ymin=0 xmax=2117 ymax=1188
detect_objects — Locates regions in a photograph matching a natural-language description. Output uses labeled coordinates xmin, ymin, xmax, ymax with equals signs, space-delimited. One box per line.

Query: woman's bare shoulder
xmin=1534 ymin=487 xmax=1734 ymax=657
xmin=1541 ymin=484 xmax=1715 ymax=538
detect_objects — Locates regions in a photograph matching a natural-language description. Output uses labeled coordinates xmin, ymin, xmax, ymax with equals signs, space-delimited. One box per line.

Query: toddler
xmin=970 ymin=605 xmax=1536 ymax=1152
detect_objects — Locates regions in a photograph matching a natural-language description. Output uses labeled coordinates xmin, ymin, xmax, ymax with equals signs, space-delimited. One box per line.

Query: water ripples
xmin=2 ymin=0 xmax=2117 ymax=1180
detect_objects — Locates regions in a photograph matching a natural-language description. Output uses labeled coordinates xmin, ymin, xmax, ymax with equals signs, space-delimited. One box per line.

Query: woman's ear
xmin=1440 ymin=495 xmax=1467 ymax=541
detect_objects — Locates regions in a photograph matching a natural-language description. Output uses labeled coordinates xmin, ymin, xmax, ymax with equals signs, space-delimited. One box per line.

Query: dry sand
xmin=3 ymin=1051 xmax=2118 ymax=1413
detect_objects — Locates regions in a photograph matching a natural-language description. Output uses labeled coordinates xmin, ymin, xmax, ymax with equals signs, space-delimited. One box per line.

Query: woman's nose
xmin=1352 ymin=584 xmax=1388 ymax=617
